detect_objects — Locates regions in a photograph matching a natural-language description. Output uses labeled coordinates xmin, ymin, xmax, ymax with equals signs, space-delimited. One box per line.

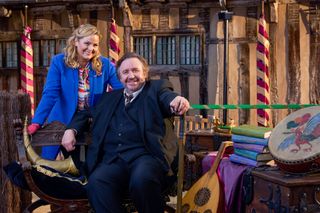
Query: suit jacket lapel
xmin=138 ymin=83 xmax=150 ymax=141
xmin=96 ymin=89 xmax=123 ymax=146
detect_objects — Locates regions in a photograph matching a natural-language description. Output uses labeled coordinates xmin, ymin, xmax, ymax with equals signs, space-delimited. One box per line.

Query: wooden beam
xmin=29 ymin=5 xmax=66 ymax=15
xmin=0 ymin=32 xmax=20 ymax=41
xmin=149 ymin=65 xmax=202 ymax=73
xmin=31 ymin=29 xmax=73 ymax=39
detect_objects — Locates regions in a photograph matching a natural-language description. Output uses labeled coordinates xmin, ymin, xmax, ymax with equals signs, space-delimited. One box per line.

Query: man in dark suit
xmin=61 ymin=52 xmax=190 ymax=213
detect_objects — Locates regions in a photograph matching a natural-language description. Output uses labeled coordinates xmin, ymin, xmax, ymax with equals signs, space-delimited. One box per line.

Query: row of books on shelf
xmin=229 ymin=124 xmax=274 ymax=167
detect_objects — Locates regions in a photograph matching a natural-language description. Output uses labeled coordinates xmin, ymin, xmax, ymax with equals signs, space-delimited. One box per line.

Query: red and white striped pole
xmin=256 ymin=10 xmax=270 ymax=127
xmin=107 ymin=18 xmax=120 ymax=92
xmin=20 ymin=7 xmax=34 ymax=116
xmin=109 ymin=18 xmax=120 ymax=65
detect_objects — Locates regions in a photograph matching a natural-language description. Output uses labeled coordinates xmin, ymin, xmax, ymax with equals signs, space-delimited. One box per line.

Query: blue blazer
xmin=32 ymin=53 xmax=123 ymax=126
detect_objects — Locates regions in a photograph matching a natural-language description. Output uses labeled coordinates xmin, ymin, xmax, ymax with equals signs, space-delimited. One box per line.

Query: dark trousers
xmin=86 ymin=155 xmax=166 ymax=213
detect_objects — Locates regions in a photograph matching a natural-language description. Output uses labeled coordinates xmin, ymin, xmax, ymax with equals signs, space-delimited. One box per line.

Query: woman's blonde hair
xmin=64 ymin=24 xmax=102 ymax=75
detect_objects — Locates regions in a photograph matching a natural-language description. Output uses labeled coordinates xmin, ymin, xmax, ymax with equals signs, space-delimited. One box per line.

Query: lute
xmin=181 ymin=141 xmax=233 ymax=213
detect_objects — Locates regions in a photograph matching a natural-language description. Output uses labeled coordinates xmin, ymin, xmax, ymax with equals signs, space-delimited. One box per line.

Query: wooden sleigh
xmin=13 ymin=114 xmax=228 ymax=213
xmin=13 ymin=119 xmax=177 ymax=213
xmin=13 ymin=119 xmax=91 ymax=213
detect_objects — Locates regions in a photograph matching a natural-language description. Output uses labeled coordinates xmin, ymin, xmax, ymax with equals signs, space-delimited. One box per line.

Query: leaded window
xmin=6 ymin=42 xmax=18 ymax=67
xmin=180 ymin=35 xmax=200 ymax=65
xmin=156 ymin=36 xmax=175 ymax=65
xmin=133 ymin=37 xmax=152 ymax=64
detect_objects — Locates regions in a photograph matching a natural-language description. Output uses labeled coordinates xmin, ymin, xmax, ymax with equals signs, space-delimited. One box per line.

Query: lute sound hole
xmin=194 ymin=187 xmax=211 ymax=206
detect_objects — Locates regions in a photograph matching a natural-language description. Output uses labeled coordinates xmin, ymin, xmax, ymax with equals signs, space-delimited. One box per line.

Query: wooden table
xmin=185 ymin=129 xmax=231 ymax=153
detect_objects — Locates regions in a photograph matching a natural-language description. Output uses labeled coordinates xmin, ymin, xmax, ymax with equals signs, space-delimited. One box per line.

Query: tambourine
xmin=268 ymin=106 xmax=320 ymax=173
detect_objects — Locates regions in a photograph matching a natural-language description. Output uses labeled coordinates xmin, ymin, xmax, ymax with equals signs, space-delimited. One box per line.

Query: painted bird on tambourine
xmin=278 ymin=112 xmax=320 ymax=153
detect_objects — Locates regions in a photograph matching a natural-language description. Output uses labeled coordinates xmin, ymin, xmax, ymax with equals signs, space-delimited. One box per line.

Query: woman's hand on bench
xmin=27 ymin=123 xmax=40 ymax=135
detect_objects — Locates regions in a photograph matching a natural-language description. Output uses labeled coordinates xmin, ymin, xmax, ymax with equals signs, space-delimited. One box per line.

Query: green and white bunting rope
xmin=190 ymin=104 xmax=319 ymax=110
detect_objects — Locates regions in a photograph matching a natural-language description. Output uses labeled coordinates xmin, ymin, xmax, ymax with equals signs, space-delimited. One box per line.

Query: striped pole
xmin=256 ymin=10 xmax=270 ymax=127
xmin=109 ymin=18 xmax=120 ymax=64
xmin=20 ymin=25 xmax=34 ymax=117
xmin=107 ymin=18 xmax=120 ymax=92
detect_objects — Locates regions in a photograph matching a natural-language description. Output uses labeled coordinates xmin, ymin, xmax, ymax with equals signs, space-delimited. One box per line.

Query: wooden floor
xmin=32 ymin=193 xmax=50 ymax=213
xmin=31 ymin=193 xmax=180 ymax=212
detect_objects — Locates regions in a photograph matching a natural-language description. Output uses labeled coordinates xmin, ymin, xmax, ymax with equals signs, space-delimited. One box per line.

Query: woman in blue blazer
xmin=28 ymin=24 xmax=123 ymax=159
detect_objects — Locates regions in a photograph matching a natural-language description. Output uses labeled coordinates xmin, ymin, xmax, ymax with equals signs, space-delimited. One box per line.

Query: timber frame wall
xmin=0 ymin=0 xmax=319 ymax=126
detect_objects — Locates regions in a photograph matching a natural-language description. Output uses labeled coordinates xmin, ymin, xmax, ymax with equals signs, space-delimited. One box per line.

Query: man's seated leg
xmin=129 ymin=155 xmax=166 ymax=213
xmin=86 ymin=159 xmax=129 ymax=213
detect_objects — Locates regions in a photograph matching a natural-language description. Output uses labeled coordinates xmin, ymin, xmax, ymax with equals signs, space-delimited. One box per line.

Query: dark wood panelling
xmin=238 ymin=43 xmax=250 ymax=125
xmin=246 ymin=6 xmax=257 ymax=40
xmin=198 ymin=8 xmax=209 ymax=114
xmin=179 ymin=7 xmax=188 ymax=29
xmin=309 ymin=3 xmax=320 ymax=104
xmin=159 ymin=8 xmax=169 ymax=30
xmin=141 ymin=9 xmax=152 ymax=30
xmin=287 ymin=3 xmax=301 ymax=104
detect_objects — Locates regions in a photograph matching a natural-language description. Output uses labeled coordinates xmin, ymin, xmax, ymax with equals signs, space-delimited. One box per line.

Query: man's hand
xmin=61 ymin=129 xmax=77 ymax=152
xmin=170 ymin=96 xmax=190 ymax=115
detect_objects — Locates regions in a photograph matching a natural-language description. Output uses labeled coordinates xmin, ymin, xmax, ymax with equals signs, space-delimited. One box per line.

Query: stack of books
xmin=229 ymin=125 xmax=274 ymax=167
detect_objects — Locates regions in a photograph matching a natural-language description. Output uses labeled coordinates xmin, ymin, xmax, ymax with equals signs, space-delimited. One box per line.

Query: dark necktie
xmin=124 ymin=93 xmax=133 ymax=106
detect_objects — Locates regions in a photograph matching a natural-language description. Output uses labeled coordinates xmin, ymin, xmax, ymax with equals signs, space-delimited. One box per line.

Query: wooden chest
xmin=185 ymin=130 xmax=231 ymax=153
xmin=183 ymin=151 xmax=208 ymax=190
xmin=246 ymin=168 xmax=320 ymax=213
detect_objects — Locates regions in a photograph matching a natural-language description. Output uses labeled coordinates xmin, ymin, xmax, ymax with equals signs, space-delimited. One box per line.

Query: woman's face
xmin=75 ymin=34 xmax=100 ymax=64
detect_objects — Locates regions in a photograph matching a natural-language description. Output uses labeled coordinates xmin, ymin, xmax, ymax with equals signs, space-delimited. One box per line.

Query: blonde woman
xmin=28 ymin=24 xmax=123 ymax=160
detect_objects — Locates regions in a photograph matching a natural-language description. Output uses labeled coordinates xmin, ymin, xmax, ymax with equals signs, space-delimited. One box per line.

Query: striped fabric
xmin=256 ymin=14 xmax=270 ymax=127
xmin=77 ymin=64 xmax=90 ymax=110
xmin=20 ymin=26 xmax=35 ymax=116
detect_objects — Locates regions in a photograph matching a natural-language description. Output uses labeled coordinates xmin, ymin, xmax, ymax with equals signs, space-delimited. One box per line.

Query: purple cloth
xmin=202 ymin=152 xmax=250 ymax=213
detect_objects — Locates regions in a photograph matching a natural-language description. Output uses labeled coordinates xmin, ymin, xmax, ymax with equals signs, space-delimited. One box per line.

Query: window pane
xmin=42 ymin=40 xmax=55 ymax=66
xmin=33 ymin=41 xmax=40 ymax=67
xmin=49 ymin=40 xmax=55 ymax=63
xmin=58 ymin=39 xmax=67 ymax=53
xmin=6 ymin=42 xmax=17 ymax=67
xmin=43 ymin=40 xmax=49 ymax=66
xmin=180 ymin=35 xmax=200 ymax=65
xmin=156 ymin=36 xmax=175 ymax=65
xmin=133 ymin=37 xmax=152 ymax=64
xmin=157 ymin=38 xmax=162 ymax=64
xmin=180 ymin=37 xmax=185 ymax=65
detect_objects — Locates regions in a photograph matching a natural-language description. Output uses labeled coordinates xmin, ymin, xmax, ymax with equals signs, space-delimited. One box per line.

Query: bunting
xmin=256 ymin=14 xmax=270 ymax=127
xmin=20 ymin=26 xmax=35 ymax=116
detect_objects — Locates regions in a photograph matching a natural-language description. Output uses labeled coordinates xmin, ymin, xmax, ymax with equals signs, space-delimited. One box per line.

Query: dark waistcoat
xmin=102 ymin=95 xmax=147 ymax=164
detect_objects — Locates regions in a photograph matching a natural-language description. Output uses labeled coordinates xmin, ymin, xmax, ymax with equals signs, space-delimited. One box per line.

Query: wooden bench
xmin=13 ymin=119 xmax=90 ymax=213
xmin=13 ymin=119 xmax=176 ymax=213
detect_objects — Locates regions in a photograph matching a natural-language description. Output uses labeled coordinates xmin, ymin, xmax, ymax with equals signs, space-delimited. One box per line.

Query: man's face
xmin=118 ymin=58 xmax=147 ymax=93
